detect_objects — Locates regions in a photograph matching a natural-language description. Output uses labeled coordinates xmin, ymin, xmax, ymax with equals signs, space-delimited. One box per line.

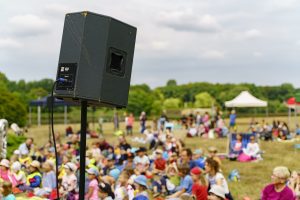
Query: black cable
xmin=51 ymin=80 xmax=62 ymax=200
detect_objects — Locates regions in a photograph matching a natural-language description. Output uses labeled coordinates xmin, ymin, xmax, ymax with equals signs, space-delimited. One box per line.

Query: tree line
xmin=0 ymin=72 xmax=298 ymax=126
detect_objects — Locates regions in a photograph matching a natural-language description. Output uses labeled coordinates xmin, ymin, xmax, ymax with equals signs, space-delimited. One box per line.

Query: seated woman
xmin=229 ymin=134 xmax=243 ymax=159
xmin=261 ymin=166 xmax=296 ymax=200
xmin=239 ymin=135 xmax=261 ymax=161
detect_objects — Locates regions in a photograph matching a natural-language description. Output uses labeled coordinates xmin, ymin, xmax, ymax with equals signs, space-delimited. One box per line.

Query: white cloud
xmin=150 ymin=41 xmax=169 ymax=50
xmin=253 ymin=51 xmax=263 ymax=57
xmin=0 ymin=38 xmax=22 ymax=49
xmin=9 ymin=14 xmax=50 ymax=37
xmin=201 ymin=50 xmax=225 ymax=59
xmin=244 ymin=29 xmax=262 ymax=39
xmin=158 ymin=10 xmax=221 ymax=33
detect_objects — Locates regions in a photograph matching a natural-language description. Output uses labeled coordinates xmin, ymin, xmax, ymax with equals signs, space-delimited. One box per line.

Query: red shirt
xmin=154 ymin=158 xmax=166 ymax=170
xmin=192 ymin=183 xmax=208 ymax=200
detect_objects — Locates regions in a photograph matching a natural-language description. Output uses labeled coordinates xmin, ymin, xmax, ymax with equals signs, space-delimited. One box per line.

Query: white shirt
xmin=206 ymin=172 xmax=229 ymax=194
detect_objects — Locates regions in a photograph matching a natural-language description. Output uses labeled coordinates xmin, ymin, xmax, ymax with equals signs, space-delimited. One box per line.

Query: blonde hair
xmin=273 ymin=166 xmax=290 ymax=180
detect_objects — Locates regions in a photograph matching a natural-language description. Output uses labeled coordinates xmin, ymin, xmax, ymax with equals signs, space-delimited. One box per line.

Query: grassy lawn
xmin=18 ymin=115 xmax=300 ymax=199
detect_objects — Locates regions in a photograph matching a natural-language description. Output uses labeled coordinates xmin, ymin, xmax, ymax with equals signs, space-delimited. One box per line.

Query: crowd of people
xmin=0 ymin=111 xmax=299 ymax=200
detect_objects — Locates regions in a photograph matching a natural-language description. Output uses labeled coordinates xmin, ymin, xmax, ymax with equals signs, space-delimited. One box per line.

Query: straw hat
xmin=30 ymin=160 xmax=41 ymax=170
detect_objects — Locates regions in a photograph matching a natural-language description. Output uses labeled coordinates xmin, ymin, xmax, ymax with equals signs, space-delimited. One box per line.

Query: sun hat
xmin=109 ymin=168 xmax=121 ymax=180
xmin=44 ymin=160 xmax=55 ymax=170
xmin=86 ymin=167 xmax=99 ymax=176
xmin=64 ymin=162 xmax=77 ymax=172
xmin=30 ymin=160 xmax=41 ymax=170
xmin=134 ymin=175 xmax=148 ymax=188
xmin=106 ymin=154 xmax=114 ymax=161
xmin=12 ymin=161 xmax=21 ymax=171
xmin=0 ymin=159 xmax=10 ymax=168
xmin=209 ymin=185 xmax=226 ymax=199
xmin=193 ymin=149 xmax=203 ymax=155
xmin=191 ymin=167 xmax=202 ymax=175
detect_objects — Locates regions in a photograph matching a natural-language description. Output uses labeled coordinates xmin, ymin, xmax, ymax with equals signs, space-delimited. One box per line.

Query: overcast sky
xmin=1 ymin=0 xmax=300 ymax=88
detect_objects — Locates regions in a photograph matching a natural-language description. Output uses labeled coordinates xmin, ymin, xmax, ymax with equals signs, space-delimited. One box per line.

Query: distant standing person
xmin=229 ymin=110 xmax=236 ymax=131
xmin=139 ymin=111 xmax=147 ymax=133
xmin=113 ymin=111 xmax=119 ymax=131
xmin=125 ymin=113 xmax=134 ymax=136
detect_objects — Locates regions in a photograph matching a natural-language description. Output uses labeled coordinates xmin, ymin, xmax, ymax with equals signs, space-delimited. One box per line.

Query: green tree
xmin=166 ymin=79 xmax=177 ymax=87
xmin=194 ymin=92 xmax=215 ymax=108
xmin=0 ymin=87 xmax=27 ymax=126
xmin=163 ymin=98 xmax=181 ymax=109
xmin=127 ymin=89 xmax=154 ymax=116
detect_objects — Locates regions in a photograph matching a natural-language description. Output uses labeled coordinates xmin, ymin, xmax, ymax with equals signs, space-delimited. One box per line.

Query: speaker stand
xmin=79 ymin=100 xmax=87 ymax=200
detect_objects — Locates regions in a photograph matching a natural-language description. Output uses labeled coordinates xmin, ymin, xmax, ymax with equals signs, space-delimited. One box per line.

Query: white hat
xmin=209 ymin=185 xmax=226 ymax=199
xmin=86 ymin=167 xmax=99 ymax=176
xmin=0 ymin=159 xmax=10 ymax=168
xmin=12 ymin=161 xmax=21 ymax=171
xmin=155 ymin=149 xmax=163 ymax=154
xmin=64 ymin=162 xmax=77 ymax=172
xmin=13 ymin=150 xmax=20 ymax=155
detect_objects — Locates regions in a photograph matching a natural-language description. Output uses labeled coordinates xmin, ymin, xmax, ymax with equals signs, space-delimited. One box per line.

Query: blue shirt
xmin=229 ymin=114 xmax=236 ymax=124
xmin=178 ymin=175 xmax=193 ymax=193
xmin=194 ymin=157 xmax=206 ymax=169
xmin=4 ymin=194 xmax=16 ymax=200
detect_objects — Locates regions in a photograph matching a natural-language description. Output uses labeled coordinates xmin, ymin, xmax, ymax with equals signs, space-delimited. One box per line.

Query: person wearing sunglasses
xmin=261 ymin=166 xmax=296 ymax=200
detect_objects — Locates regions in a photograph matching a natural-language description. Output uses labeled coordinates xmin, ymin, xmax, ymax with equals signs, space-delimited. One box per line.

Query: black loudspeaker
xmin=54 ymin=11 xmax=137 ymax=108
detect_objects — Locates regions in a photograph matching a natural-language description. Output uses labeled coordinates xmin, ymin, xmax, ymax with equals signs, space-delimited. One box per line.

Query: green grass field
xmin=20 ymin=116 xmax=300 ymax=199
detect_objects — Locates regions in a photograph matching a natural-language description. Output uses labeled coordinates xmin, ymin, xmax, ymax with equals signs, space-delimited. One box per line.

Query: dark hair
xmin=178 ymin=163 xmax=190 ymax=176
xmin=2 ymin=181 xmax=12 ymax=196
xmin=206 ymin=158 xmax=219 ymax=173
xmin=182 ymin=148 xmax=192 ymax=158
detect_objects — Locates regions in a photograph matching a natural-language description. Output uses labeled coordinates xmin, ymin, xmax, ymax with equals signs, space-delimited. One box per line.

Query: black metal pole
xmin=79 ymin=100 xmax=87 ymax=200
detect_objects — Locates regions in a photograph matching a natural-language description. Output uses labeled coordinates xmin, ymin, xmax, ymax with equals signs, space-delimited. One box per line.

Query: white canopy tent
xmin=225 ymin=91 xmax=268 ymax=108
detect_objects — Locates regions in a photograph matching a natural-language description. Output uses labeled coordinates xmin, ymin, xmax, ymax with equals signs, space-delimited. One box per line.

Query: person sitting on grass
xmin=86 ymin=168 xmax=99 ymax=200
xmin=11 ymin=161 xmax=26 ymax=188
xmin=207 ymin=147 xmax=222 ymax=167
xmin=193 ymin=149 xmax=206 ymax=170
xmin=152 ymin=149 xmax=166 ymax=175
xmin=242 ymin=135 xmax=261 ymax=160
xmin=0 ymin=159 xmax=14 ymax=184
xmin=19 ymin=160 xmax=42 ymax=192
xmin=190 ymin=167 xmax=208 ymax=200
xmin=1 ymin=181 xmax=16 ymax=200
xmin=230 ymin=134 xmax=243 ymax=159
xmin=133 ymin=175 xmax=149 ymax=200
xmin=134 ymin=147 xmax=150 ymax=175
xmin=98 ymin=181 xmax=115 ymax=200
xmin=114 ymin=171 xmax=130 ymax=200
xmin=261 ymin=166 xmax=296 ymax=200
xmin=205 ymin=158 xmax=232 ymax=200
xmin=166 ymin=163 xmax=193 ymax=199
xmin=60 ymin=162 xmax=78 ymax=199
xmin=289 ymin=170 xmax=300 ymax=199
xmin=34 ymin=160 xmax=57 ymax=197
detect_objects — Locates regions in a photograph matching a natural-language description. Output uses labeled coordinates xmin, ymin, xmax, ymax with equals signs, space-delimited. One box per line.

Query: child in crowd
xmin=20 ymin=160 xmax=42 ymax=191
xmin=153 ymin=149 xmax=166 ymax=175
xmin=86 ymin=168 xmax=99 ymax=200
xmin=133 ymin=175 xmax=149 ymax=200
xmin=134 ymin=147 xmax=150 ymax=175
xmin=191 ymin=167 xmax=208 ymax=200
xmin=167 ymin=163 xmax=193 ymax=198
xmin=193 ymin=149 xmax=206 ymax=170
xmin=11 ymin=161 xmax=26 ymax=187
xmin=34 ymin=160 xmax=56 ymax=197
xmin=114 ymin=171 xmax=130 ymax=200
xmin=60 ymin=162 xmax=78 ymax=199
xmin=0 ymin=159 xmax=13 ymax=184
xmin=208 ymin=147 xmax=222 ymax=167
xmin=98 ymin=181 xmax=115 ymax=200
xmin=1 ymin=181 xmax=16 ymax=200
